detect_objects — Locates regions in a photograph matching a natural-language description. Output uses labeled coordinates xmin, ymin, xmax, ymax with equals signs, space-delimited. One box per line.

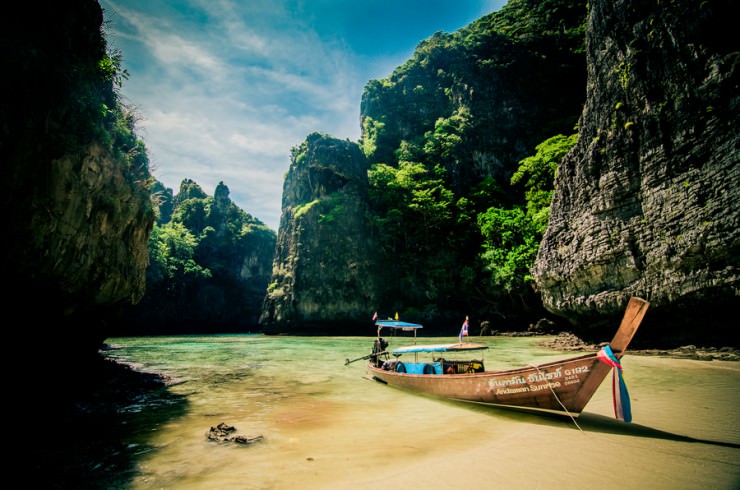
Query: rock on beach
xmin=541 ymin=333 xmax=740 ymax=361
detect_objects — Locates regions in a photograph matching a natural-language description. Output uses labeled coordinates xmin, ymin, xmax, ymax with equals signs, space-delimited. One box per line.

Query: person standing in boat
xmin=372 ymin=337 xmax=388 ymax=367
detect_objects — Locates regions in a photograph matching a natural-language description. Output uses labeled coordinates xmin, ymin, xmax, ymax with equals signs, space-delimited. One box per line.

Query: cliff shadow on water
xmin=16 ymin=347 xmax=188 ymax=488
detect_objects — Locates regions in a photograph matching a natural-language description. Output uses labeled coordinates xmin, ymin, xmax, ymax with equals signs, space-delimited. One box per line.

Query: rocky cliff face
xmin=33 ymin=144 xmax=153 ymax=308
xmin=532 ymin=0 xmax=739 ymax=344
xmin=350 ymin=0 xmax=588 ymax=325
xmin=123 ymin=180 xmax=275 ymax=334
xmin=1 ymin=0 xmax=153 ymax=355
xmin=360 ymin=0 xmax=586 ymax=191
xmin=260 ymin=133 xmax=378 ymax=333
xmin=186 ymin=181 xmax=276 ymax=329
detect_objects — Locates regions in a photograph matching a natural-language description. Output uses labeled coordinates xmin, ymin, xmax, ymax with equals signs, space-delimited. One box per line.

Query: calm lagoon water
xmin=102 ymin=334 xmax=740 ymax=489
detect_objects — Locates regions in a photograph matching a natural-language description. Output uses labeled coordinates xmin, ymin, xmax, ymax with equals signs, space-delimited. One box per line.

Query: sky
xmin=100 ymin=0 xmax=508 ymax=230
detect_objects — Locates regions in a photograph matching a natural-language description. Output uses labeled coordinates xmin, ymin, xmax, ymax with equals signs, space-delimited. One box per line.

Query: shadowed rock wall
xmin=1 ymin=0 xmax=153 ymax=355
xmin=532 ymin=0 xmax=739 ymax=345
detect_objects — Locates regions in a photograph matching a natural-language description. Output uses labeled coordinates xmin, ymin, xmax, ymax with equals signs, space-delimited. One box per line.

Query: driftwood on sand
xmin=207 ymin=422 xmax=264 ymax=445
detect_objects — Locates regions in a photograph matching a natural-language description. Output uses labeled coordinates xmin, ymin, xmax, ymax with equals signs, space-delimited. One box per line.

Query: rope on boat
xmin=528 ymin=364 xmax=583 ymax=433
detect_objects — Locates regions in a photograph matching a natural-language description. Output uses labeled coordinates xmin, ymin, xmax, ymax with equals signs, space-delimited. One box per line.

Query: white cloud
xmin=101 ymin=0 xmax=369 ymax=230
xmin=102 ymin=0 xmax=493 ymax=230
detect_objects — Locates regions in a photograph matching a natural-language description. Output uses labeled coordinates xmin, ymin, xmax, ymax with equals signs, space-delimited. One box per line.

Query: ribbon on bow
xmin=598 ymin=345 xmax=632 ymax=423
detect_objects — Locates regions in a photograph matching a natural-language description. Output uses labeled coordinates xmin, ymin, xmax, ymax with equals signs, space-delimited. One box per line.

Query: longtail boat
xmin=357 ymin=297 xmax=649 ymax=419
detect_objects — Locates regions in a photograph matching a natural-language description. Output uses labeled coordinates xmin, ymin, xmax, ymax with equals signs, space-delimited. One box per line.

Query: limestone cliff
xmin=1 ymin=0 xmax=153 ymax=355
xmin=260 ymin=133 xmax=378 ymax=333
xmin=532 ymin=0 xmax=739 ymax=344
xmin=361 ymin=0 xmax=586 ymax=192
xmin=353 ymin=0 xmax=588 ymax=325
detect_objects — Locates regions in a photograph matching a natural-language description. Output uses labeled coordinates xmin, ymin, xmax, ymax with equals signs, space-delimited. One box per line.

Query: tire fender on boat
xmin=423 ymin=363 xmax=436 ymax=375
xmin=395 ymin=362 xmax=406 ymax=373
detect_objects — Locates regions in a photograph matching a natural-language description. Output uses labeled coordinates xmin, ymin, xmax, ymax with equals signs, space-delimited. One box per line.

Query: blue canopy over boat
xmin=375 ymin=320 xmax=423 ymax=330
xmin=392 ymin=342 xmax=488 ymax=355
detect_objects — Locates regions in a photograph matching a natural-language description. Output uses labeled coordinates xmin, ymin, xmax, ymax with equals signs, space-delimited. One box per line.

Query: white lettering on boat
xmin=492 ymin=380 xmax=563 ymax=396
xmin=488 ymin=365 xmax=589 ymax=396
xmin=564 ymin=366 xmax=590 ymax=376
xmin=563 ymin=365 xmax=590 ymax=384
xmin=489 ymin=375 xmax=527 ymax=388
xmin=527 ymin=368 xmax=563 ymax=383
xmin=494 ymin=386 xmax=530 ymax=395
xmin=528 ymin=381 xmax=562 ymax=392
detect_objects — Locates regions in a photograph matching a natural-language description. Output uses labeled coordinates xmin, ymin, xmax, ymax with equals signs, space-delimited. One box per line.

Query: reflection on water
xmin=73 ymin=335 xmax=740 ymax=488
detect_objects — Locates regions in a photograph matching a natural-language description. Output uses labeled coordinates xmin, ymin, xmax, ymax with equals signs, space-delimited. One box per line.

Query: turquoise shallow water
xmin=101 ymin=334 xmax=740 ymax=489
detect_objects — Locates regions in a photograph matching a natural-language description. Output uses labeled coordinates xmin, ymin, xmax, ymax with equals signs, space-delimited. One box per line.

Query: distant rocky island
xmin=121 ymin=179 xmax=276 ymax=335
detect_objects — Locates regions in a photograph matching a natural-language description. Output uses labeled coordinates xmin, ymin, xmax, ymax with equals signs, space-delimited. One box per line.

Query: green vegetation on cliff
xmin=360 ymin=0 xmax=585 ymax=173
xmin=359 ymin=0 xmax=586 ymax=325
xmin=367 ymin=131 xmax=577 ymax=321
xmin=478 ymin=133 xmax=577 ymax=293
xmin=261 ymin=133 xmax=378 ymax=332
xmin=126 ymin=180 xmax=276 ymax=333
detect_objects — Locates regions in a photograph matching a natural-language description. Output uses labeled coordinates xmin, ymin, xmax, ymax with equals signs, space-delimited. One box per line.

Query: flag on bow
xmin=459 ymin=316 xmax=469 ymax=343
xmin=598 ymin=345 xmax=632 ymax=423
xmin=372 ymin=311 xmax=378 ymax=321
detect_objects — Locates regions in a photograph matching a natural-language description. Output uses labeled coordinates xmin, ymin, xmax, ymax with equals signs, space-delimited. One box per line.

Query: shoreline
xmin=32 ymin=337 xmax=737 ymax=488
xmin=534 ymin=331 xmax=740 ymax=361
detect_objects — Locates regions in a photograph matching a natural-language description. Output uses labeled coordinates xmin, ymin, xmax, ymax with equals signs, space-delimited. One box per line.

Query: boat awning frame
xmin=391 ymin=342 xmax=489 ymax=355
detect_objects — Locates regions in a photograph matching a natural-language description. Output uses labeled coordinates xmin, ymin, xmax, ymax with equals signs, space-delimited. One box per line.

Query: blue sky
xmin=101 ymin=0 xmax=507 ymax=230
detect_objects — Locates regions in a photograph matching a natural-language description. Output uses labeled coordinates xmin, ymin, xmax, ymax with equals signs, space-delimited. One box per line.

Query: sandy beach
xmin=32 ymin=336 xmax=735 ymax=488
xmin=89 ymin=336 xmax=739 ymax=490
xmin=255 ymin=357 xmax=740 ymax=490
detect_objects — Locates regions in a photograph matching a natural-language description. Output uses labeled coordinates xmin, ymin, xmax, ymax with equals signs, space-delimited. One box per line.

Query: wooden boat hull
xmin=368 ymin=297 xmax=650 ymax=416
xmin=369 ymin=353 xmax=605 ymax=415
